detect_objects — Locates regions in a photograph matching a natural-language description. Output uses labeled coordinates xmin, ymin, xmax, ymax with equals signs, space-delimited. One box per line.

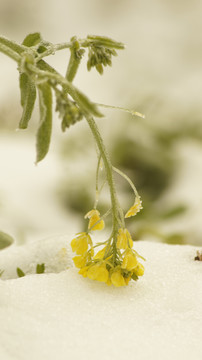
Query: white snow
xmin=0 ymin=239 xmax=201 ymax=360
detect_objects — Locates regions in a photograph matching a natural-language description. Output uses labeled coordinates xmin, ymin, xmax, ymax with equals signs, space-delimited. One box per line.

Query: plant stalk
xmin=85 ymin=115 xmax=123 ymax=259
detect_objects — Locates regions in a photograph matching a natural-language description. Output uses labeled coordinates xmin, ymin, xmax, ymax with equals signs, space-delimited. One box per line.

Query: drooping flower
xmin=78 ymin=266 xmax=90 ymax=277
xmin=93 ymin=246 xmax=107 ymax=260
xmin=87 ymin=263 xmax=109 ymax=283
xmin=71 ymin=232 xmax=91 ymax=255
xmin=125 ymin=196 xmax=143 ymax=218
xmin=85 ymin=209 xmax=105 ymax=231
xmin=121 ymin=250 xmax=138 ymax=271
xmin=110 ymin=268 xmax=126 ymax=287
xmin=116 ymin=228 xmax=133 ymax=249
xmin=72 ymin=255 xmax=87 ymax=268
xmin=133 ymin=262 xmax=145 ymax=276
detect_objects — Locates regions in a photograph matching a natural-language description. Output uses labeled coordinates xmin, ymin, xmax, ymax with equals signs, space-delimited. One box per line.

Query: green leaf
xmin=75 ymin=89 xmax=103 ymax=118
xmin=37 ymin=60 xmax=59 ymax=74
xmin=0 ymin=231 xmax=14 ymax=250
xmin=36 ymin=82 xmax=52 ymax=163
xmin=87 ymin=35 xmax=125 ymax=50
xmin=19 ymin=73 xmax=36 ymax=129
xmin=22 ymin=32 xmax=42 ymax=47
xmin=17 ymin=267 xmax=25 ymax=277
xmin=36 ymin=263 xmax=45 ymax=274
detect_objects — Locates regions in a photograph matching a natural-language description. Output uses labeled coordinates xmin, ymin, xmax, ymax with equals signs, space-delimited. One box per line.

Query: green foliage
xmin=0 ymin=32 xmax=123 ymax=163
xmin=36 ymin=263 xmax=45 ymax=274
xmin=36 ymin=82 xmax=52 ymax=162
xmin=16 ymin=263 xmax=46 ymax=277
xmin=16 ymin=267 xmax=25 ymax=277
xmin=0 ymin=231 xmax=14 ymax=250
xmin=19 ymin=73 xmax=36 ymax=129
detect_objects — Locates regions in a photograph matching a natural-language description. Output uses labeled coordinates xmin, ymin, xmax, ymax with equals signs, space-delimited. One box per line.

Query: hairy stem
xmin=0 ymin=43 xmax=21 ymax=62
xmin=85 ymin=115 xmax=124 ymax=261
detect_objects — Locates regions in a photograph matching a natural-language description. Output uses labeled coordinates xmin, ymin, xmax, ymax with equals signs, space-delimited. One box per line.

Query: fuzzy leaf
xmin=19 ymin=73 xmax=36 ymax=129
xmin=37 ymin=60 xmax=59 ymax=74
xmin=87 ymin=35 xmax=125 ymax=50
xmin=36 ymin=263 xmax=45 ymax=274
xmin=75 ymin=89 xmax=103 ymax=118
xmin=36 ymin=82 xmax=52 ymax=163
xmin=22 ymin=32 xmax=42 ymax=47
xmin=0 ymin=231 xmax=14 ymax=250
xmin=17 ymin=267 xmax=25 ymax=278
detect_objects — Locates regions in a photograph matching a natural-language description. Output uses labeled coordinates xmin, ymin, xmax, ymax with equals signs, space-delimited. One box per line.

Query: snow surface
xmin=0 ymin=239 xmax=201 ymax=360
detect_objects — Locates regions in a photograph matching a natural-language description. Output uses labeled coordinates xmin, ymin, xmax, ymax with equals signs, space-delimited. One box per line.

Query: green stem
xmin=0 ymin=43 xmax=21 ymax=62
xmin=65 ymin=48 xmax=81 ymax=82
xmin=85 ymin=115 xmax=124 ymax=262
xmin=113 ymin=166 xmax=139 ymax=197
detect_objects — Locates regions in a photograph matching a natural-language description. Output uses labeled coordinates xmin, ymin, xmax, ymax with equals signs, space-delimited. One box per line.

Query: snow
xmin=0 ymin=239 xmax=201 ymax=360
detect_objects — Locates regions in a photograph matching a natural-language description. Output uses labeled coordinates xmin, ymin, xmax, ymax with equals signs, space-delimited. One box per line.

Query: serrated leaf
xmin=17 ymin=267 xmax=25 ymax=278
xmin=22 ymin=32 xmax=42 ymax=47
xmin=75 ymin=89 xmax=103 ymax=118
xmin=19 ymin=73 xmax=36 ymax=129
xmin=0 ymin=231 xmax=14 ymax=250
xmin=36 ymin=82 xmax=52 ymax=163
xmin=36 ymin=263 xmax=45 ymax=274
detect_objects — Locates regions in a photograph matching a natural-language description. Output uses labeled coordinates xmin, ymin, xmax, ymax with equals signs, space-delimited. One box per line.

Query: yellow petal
xmin=94 ymin=246 xmax=107 ymax=260
xmin=73 ymin=256 xmax=86 ymax=268
xmin=96 ymin=266 xmax=109 ymax=283
xmin=78 ymin=266 xmax=89 ymax=277
xmin=111 ymin=270 xmax=126 ymax=287
xmin=133 ymin=263 xmax=144 ymax=276
xmin=87 ymin=265 xmax=99 ymax=280
xmin=122 ymin=253 xmax=138 ymax=271
xmin=89 ymin=215 xmax=105 ymax=231
xmin=125 ymin=197 xmax=143 ymax=218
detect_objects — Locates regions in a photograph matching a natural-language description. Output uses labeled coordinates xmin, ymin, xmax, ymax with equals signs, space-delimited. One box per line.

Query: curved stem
xmin=85 ymin=115 xmax=124 ymax=243
xmin=113 ymin=166 xmax=139 ymax=197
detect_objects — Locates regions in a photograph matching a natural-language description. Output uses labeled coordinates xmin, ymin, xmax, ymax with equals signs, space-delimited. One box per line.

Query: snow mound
xmin=0 ymin=235 xmax=73 ymax=279
xmin=0 ymin=240 xmax=201 ymax=360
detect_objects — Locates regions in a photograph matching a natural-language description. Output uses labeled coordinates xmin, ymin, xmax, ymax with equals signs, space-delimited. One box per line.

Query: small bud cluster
xmin=87 ymin=45 xmax=117 ymax=75
xmin=55 ymin=91 xmax=83 ymax=131
xmin=70 ymin=37 xmax=85 ymax=60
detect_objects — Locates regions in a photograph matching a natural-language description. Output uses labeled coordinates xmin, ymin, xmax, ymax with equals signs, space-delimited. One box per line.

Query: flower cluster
xmin=71 ymin=211 xmax=145 ymax=287
xmin=55 ymin=90 xmax=83 ymax=131
xmin=87 ymin=45 xmax=117 ymax=75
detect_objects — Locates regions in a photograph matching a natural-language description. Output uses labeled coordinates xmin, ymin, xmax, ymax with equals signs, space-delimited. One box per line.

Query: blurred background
xmin=0 ymin=0 xmax=202 ymax=247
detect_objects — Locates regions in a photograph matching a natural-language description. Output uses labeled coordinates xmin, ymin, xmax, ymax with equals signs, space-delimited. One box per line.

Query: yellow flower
xmin=122 ymin=251 xmax=138 ymax=271
xmin=71 ymin=232 xmax=90 ymax=255
xmin=116 ymin=228 xmax=133 ymax=249
xmin=110 ymin=269 xmax=126 ymax=287
xmin=125 ymin=197 xmax=143 ymax=218
xmin=85 ymin=209 xmax=105 ymax=231
xmin=87 ymin=263 xmax=109 ymax=283
xmin=133 ymin=262 xmax=144 ymax=276
xmin=93 ymin=246 xmax=107 ymax=260
xmin=78 ymin=266 xmax=89 ymax=277
xmin=73 ymin=255 xmax=86 ymax=268
xmin=124 ymin=276 xmax=131 ymax=285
